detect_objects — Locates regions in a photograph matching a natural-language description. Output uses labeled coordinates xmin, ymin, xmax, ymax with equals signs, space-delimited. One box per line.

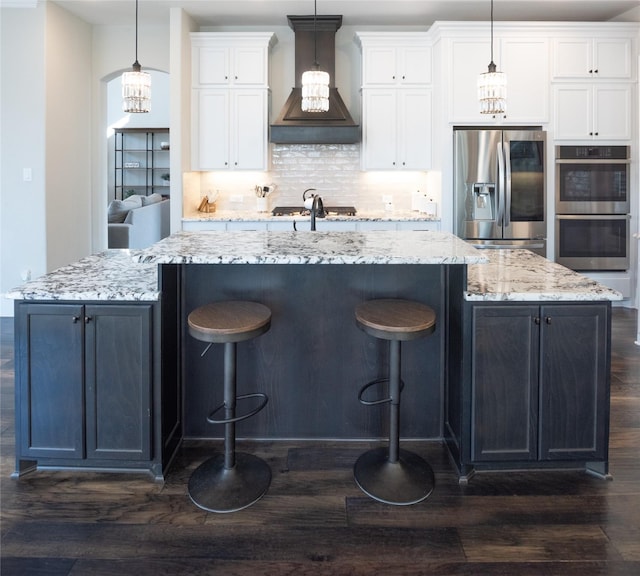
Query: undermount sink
xmin=271 ymin=206 xmax=357 ymax=217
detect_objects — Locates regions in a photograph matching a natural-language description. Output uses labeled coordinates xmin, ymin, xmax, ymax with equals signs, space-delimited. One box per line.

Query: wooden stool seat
xmin=356 ymin=299 xmax=436 ymax=341
xmin=187 ymin=300 xmax=272 ymax=513
xmin=188 ymin=301 xmax=271 ymax=344
xmin=354 ymin=298 xmax=437 ymax=506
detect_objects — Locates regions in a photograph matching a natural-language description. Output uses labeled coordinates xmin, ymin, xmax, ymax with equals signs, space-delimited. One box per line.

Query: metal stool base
xmin=188 ymin=452 xmax=271 ymax=513
xmin=354 ymin=447 xmax=435 ymax=506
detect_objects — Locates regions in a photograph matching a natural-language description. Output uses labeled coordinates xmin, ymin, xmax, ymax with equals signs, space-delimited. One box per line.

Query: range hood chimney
xmin=270 ymin=15 xmax=360 ymax=145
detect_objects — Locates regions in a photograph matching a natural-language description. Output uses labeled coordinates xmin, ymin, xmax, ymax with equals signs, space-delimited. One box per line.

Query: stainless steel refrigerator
xmin=453 ymin=128 xmax=547 ymax=256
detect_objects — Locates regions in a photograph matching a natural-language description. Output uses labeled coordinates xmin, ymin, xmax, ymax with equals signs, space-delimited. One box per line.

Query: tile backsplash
xmin=183 ymin=144 xmax=439 ymax=214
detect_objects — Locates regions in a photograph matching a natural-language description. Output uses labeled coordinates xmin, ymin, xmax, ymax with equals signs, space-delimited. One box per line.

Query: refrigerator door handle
xmin=503 ymin=142 xmax=512 ymax=227
xmin=496 ymin=141 xmax=505 ymax=226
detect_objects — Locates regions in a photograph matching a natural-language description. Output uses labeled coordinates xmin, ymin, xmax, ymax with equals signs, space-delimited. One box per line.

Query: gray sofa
xmin=108 ymin=194 xmax=170 ymax=249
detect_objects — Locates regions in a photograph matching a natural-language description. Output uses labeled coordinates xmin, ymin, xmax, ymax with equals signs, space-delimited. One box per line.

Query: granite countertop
xmin=132 ymin=230 xmax=485 ymax=265
xmin=466 ymin=249 xmax=623 ymax=302
xmin=6 ymin=239 xmax=622 ymax=303
xmin=182 ymin=208 xmax=439 ymax=222
xmin=6 ymin=250 xmax=159 ymax=302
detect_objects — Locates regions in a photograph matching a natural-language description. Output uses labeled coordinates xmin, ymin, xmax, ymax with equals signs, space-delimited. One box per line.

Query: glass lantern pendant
xmin=301 ymin=0 xmax=330 ymax=113
xmin=478 ymin=0 xmax=506 ymax=115
xmin=302 ymin=68 xmax=330 ymax=113
xmin=478 ymin=62 xmax=507 ymax=115
xmin=122 ymin=0 xmax=150 ymax=113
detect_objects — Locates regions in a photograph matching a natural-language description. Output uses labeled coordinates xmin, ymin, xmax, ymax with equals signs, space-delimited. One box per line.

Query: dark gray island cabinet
xmin=445 ymin=250 xmax=621 ymax=483
xmin=9 ymin=253 xmax=181 ymax=481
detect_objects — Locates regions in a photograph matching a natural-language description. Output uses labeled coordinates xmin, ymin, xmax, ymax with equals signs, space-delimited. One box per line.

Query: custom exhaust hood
xmin=270 ymin=15 xmax=360 ymax=145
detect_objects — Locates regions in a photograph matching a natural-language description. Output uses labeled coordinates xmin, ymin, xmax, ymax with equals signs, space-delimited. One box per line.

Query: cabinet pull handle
xmin=545 ymin=316 xmax=552 ymax=324
xmin=534 ymin=317 xmax=540 ymax=325
xmin=392 ymin=75 xmax=395 ymax=80
xmin=594 ymin=69 xmax=598 ymax=74
xmin=85 ymin=316 xmax=92 ymax=324
xmin=589 ymin=69 xmax=593 ymax=74
xmin=72 ymin=316 xmax=80 ymax=323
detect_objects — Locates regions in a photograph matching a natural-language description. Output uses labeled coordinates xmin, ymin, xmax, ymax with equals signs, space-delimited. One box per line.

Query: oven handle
xmin=555 ymin=214 xmax=631 ymax=221
xmin=555 ymin=158 xmax=630 ymax=164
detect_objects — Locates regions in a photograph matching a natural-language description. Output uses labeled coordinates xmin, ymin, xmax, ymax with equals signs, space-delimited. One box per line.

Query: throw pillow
xmin=142 ymin=193 xmax=163 ymax=206
xmin=107 ymin=196 xmax=142 ymax=223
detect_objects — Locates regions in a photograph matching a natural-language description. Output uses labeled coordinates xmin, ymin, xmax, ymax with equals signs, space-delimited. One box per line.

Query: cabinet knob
xmin=85 ymin=316 xmax=92 ymax=324
xmin=594 ymin=69 xmax=599 ymax=74
xmin=72 ymin=316 xmax=80 ymax=323
xmin=402 ymin=75 xmax=405 ymax=80
xmin=534 ymin=317 xmax=541 ymax=325
xmin=235 ymin=76 xmax=238 ymax=80
xmin=589 ymin=69 xmax=593 ymax=74
xmin=545 ymin=316 xmax=552 ymax=325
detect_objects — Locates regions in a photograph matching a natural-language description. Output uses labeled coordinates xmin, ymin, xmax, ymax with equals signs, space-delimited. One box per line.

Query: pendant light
xmin=478 ymin=0 xmax=506 ymax=115
xmin=122 ymin=0 xmax=151 ymax=113
xmin=301 ymin=0 xmax=330 ymax=113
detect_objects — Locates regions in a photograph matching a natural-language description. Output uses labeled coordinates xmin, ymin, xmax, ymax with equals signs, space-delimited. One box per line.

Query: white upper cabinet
xmin=191 ymin=33 xmax=274 ymax=87
xmin=362 ymin=88 xmax=432 ymax=170
xmin=190 ymin=33 xmax=275 ymax=171
xmin=553 ymin=37 xmax=633 ymax=80
xmin=553 ymin=84 xmax=632 ymax=141
xmin=193 ymin=89 xmax=268 ymax=170
xmin=356 ymin=32 xmax=432 ymax=171
xmin=356 ymin=32 xmax=432 ymax=86
xmin=447 ymin=33 xmax=549 ymax=124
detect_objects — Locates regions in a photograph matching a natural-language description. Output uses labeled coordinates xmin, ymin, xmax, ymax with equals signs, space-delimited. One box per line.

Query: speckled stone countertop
xmin=182 ymin=208 xmax=439 ymax=223
xmin=6 ymin=238 xmax=622 ymax=303
xmin=465 ymin=249 xmax=622 ymax=302
xmin=7 ymin=250 xmax=159 ymax=302
xmin=133 ymin=230 xmax=485 ymax=265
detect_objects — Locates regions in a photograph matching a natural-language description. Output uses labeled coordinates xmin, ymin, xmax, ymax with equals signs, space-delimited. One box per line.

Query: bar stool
xmin=187 ymin=301 xmax=272 ymax=513
xmin=354 ymin=298 xmax=437 ymax=505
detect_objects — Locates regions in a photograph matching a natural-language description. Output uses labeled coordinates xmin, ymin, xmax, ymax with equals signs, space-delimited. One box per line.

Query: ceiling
xmin=43 ymin=1 xmax=640 ymax=27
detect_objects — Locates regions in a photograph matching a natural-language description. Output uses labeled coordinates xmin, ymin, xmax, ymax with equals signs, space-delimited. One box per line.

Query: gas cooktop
xmin=271 ymin=206 xmax=357 ymax=217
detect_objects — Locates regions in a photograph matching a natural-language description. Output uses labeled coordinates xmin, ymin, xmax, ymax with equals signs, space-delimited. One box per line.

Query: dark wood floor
xmin=1 ymin=309 xmax=639 ymax=575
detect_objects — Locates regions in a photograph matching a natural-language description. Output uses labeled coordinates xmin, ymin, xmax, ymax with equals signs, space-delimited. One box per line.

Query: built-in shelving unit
xmin=114 ymin=128 xmax=170 ymax=200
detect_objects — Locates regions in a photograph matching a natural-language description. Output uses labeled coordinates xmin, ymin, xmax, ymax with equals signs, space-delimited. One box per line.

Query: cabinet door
xmin=553 ymin=38 xmax=593 ymax=78
xmin=538 ymin=305 xmax=609 ymax=461
xmin=362 ymin=90 xmax=397 ymax=169
xmin=362 ymin=46 xmax=397 ymax=85
xmin=192 ymin=90 xmax=229 ymax=170
xmin=233 ymin=46 xmax=268 ymax=85
xmin=195 ymin=46 xmax=230 ymax=85
xmin=400 ymin=46 xmax=431 ymax=84
xmin=449 ymin=39 xmax=493 ymax=122
xmin=17 ymin=304 xmax=84 ymax=459
xmin=85 ymin=305 xmax=152 ymax=461
xmin=593 ymin=85 xmax=632 ymax=140
xmin=593 ymin=38 xmax=632 ymax=79
xmin=553 ymin=85 xmax=592 ymax=140
xmin=398 ymin=89 xmax=431 ymax=170
xmin=501 ymin=38 xmax=549 ymax=123
xmin=470 ymin=306 xmax=539 ymax=462
xmin=233 ymin=90 xmax=267 ymax=169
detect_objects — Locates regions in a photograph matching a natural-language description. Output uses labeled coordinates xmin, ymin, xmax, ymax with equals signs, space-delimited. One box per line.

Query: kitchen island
xmin=9 ymin=236 xmax=621 ymax=482
xmin=134 ymin=230 xmax=484 ymax=441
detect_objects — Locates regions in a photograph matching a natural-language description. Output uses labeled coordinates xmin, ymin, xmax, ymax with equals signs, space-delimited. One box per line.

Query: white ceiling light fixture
xmin=478 ymin=0 xmax=506 ymax=115
xmin=122 ymin=0 xmax=151 ymax=113
xmin=301 ymin=0 xmax=330 ymax=113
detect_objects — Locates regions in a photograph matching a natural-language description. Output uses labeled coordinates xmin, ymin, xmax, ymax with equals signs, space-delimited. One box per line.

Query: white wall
xmin=0 ymin=2 xmax=90 ymax=317
xmin=45 ymin=1 xmax=92 ymax=273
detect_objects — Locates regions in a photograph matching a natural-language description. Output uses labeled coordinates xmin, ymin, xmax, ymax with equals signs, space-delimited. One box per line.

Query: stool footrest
xmin=207 ymin=392 xmax=268 ymax=425
xmin=358 ymin=377 xmax=405 ymax=406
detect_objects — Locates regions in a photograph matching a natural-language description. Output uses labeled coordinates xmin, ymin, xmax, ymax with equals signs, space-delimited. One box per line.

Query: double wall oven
xmin=555 ymin=145 xmax=630 ymax=271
